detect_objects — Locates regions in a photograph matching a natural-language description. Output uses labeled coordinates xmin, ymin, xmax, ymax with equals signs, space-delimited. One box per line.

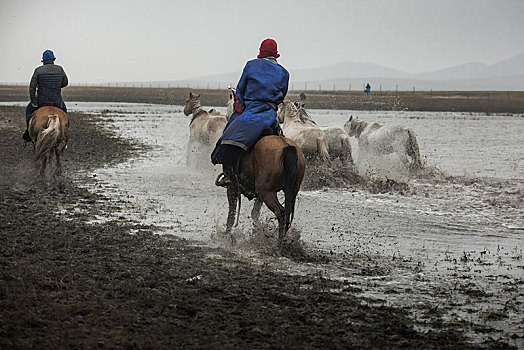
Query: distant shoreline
xmin=1 ymin=85 xmax=523 ymax=114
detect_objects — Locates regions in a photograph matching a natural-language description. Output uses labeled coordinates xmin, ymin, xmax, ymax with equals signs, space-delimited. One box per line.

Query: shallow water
xmin=8 ymin=101 xmax=522 ymax=346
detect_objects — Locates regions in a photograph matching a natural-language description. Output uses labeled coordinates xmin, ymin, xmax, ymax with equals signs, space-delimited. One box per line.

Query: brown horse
xmin=28 ymin=106 xmax=69 ymax=176
xmin=224 ymin=135 xmax=306 ymax=252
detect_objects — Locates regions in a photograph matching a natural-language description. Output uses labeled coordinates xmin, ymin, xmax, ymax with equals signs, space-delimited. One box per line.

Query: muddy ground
xmin=0 ymin=105 xmax=516 ymax=349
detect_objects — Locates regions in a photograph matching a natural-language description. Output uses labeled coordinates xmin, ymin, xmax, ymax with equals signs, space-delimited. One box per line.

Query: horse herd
xmin=183 ymin=91 xmax=423 ymax=252
xmin=27 ymin=92 xmax=422 ymax=253
xmin=184 ymin=90 xmax=422 ymax=173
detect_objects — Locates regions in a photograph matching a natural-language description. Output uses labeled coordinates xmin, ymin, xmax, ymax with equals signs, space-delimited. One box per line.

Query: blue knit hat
xmin=41 ymin=50 xmax=56 ymax=62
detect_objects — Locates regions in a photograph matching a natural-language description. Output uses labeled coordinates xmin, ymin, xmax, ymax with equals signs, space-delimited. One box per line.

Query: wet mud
xmin=0 ymin=104 xmax=520 ymax=349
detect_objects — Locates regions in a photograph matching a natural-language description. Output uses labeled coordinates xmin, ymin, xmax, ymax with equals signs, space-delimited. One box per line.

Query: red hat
xmin=257 ymin=38 xmax=280 ymax=58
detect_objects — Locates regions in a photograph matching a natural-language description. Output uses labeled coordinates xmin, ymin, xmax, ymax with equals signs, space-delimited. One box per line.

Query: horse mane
xmin=189 ymin=96 xmax=202 ymax=112
xmin=298 ymin=106 xmax=317 ymax=125
xmin=189 ymin=109 xmax=208 ymax=126
xmin=187 ymin=93 xmax=206 ymax=125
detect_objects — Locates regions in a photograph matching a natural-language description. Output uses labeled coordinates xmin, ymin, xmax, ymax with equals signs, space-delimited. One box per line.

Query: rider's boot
xmin=22 ymin=129 xmax=31 ymax=142
xmin=216 ymin=163 xmax=235 ymax=187
xmin=215 ymin=147 xmax=244 ymax=188
xmin=215 ymin=172 xmax=232 ymax=187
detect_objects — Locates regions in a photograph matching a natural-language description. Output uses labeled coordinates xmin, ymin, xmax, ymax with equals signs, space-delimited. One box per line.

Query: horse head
xmin=344 ymin=116 xmax=367 ymax=138
xmin=184 ymin=91 xmax=202 ymax=116
xmin=343 ymin=116 xmax=356 ymax=136
xmin=277 ymin=100 xmax=300 ymax=124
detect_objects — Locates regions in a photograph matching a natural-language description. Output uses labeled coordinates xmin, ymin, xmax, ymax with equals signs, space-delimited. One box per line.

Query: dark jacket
xmin=29 ymin=62 xmax=68 ymax=106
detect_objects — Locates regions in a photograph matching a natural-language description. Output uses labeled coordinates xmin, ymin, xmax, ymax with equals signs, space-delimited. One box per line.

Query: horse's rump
xmin=242 ymin=136 xmax=305 ymax=192
xmin=29 ymin=106 xmax=69 ymax=160
xmin=33 ymin=116 xmax=60 ymax=161
xmin=27 ymin=106 xmax=69 ymax=176
xmin=364 ymin=126 xmax=413 ymax=155
xmin=290 ymin=128 xmax=329 ymax=161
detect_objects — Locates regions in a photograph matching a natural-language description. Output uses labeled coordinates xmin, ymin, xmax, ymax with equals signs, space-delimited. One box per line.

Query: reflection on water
xmin=47 ymin=102 xmax=524 ymax=346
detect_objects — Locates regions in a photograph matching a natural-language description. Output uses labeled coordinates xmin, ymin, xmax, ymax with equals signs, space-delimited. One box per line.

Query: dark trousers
xmin=220 ymin=144 xmax=245 ymax=178
xmin=25 ymin=101 xmax=67 ymax=125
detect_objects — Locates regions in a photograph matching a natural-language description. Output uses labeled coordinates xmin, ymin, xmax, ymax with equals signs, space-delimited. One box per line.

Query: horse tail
xmin=406 ymin=129 xmax=422 ymax=172
xmin=282 ymin=145 xmax=299 ymax=230
xmin=34 ymin=115 xmax=61 ymax=162
xmin=317 ymin=138 xmax=330 ymax=162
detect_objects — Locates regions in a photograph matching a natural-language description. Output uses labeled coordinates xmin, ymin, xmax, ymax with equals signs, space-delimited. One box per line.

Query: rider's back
xmin=30 ymin=63 xmax=68 ymax=106
xmin=239 ymin=58 xmax=289 ymax=106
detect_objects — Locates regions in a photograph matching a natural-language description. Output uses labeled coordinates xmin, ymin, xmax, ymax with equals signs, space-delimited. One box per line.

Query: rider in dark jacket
xmin=23 ymin=50 xmax=68 ymax=141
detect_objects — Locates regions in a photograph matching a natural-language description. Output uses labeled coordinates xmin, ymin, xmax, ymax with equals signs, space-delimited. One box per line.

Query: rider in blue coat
xmin=212 ymin=38 xmax=289 ymax=187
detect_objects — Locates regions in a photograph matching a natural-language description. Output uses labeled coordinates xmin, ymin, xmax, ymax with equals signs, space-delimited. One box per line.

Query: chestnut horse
xmin=28 ymin=106 xmax=69 ymax=176
xmin=224 ymin=135 xmax=306 ymax=252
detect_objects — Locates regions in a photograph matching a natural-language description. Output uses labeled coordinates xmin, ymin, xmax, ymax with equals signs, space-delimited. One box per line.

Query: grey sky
xmin=1 ymin=0 xmax=523 ymax=83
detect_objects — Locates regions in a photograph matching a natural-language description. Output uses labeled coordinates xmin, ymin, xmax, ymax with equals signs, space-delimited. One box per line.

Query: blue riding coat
xmin=212 ymin=57 xmax=289 ymax=164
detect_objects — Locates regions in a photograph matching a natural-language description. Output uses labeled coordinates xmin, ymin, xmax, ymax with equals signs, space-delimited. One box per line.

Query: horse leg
xmin=259 ymin=192 xmax=286 ymax=253
xmin=40 ymin=154 xmax=48 ymax=177
xmin=251 ymin=197 xmax=263 ymax=226
xmin=54 ymin=149 xmax=62 ymax=178
xmin=342 ymin=139 xmax=353 ymax=165
xmin=225 ymin=182 xmax=239 ymax=237
xmin=186 ymin=140 xmax=194 ymax=167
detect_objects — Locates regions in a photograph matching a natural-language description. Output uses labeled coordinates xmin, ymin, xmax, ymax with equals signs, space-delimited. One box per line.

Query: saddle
xmin=30 ymin=103 xmax=58 ymax=119
xmin=261 ymin=119 xmax=283 ymax=137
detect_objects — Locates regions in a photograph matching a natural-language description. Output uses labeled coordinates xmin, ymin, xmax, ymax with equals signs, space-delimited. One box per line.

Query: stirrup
xmin=215 ymin=173 xmax=231 ymax=187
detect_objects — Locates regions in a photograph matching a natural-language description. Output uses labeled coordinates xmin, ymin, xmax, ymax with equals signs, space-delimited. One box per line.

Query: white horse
xmin=184 ymin=91 xmax=227 ymax=167
xmin=207 ymin=108 xmax=225 ymax=117
xmin=344 ymin=116 xmax=422 ymax=175
xmin=298 ymin=103 xmax=353 ymax=164
xmin=277 ymin=101 xmax=330 ymax=162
